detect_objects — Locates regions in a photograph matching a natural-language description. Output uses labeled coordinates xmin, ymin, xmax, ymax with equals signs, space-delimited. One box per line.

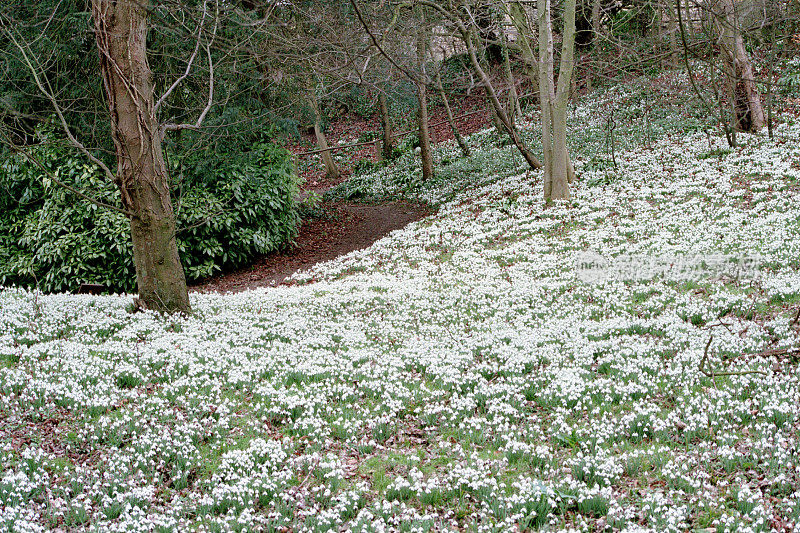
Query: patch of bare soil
xmin=193 ymin=201 xmax=433 ymax=293
xmin=197 ymin=90 xmax=496 ymax=294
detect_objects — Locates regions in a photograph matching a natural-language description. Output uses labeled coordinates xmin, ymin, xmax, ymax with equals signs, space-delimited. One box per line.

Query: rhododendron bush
xmin=2 ymin=104 xmax=800 ymax=531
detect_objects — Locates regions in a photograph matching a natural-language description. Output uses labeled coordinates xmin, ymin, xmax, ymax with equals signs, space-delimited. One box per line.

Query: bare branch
xmin=1 ymin=17 xmax=118 ymax=184
xmin=0 ymin=130 xmax=135 ymax=217
xmin=699 ymin=335 xmax=768 ymax=378
xmin=349 ymin=0 xmax=425 ymax=85
xmin=155 ymin=0 xmax=208 ymax=112
xmin=160 ymin=1 xmax=218 ymax=136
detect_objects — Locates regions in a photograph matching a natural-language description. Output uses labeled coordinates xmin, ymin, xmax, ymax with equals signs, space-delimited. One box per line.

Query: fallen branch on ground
xmin=699 ymin=335 xmax=768 ymax=378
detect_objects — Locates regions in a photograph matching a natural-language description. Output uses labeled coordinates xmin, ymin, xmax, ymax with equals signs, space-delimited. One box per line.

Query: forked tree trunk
xmin=378 ymin=89 xmax=395 ymax=160
xmin=92 ymin=0 xmax=190 ymax=314
xmin=435 ymin=69 xmax=470 ymax=157
xmin=537 ymin=0 xmax=577 ymax=201
xmin=716 ymin=0 xmax=765 ymax=132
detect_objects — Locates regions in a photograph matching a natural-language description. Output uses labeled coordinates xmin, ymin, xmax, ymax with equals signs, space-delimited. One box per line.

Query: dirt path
xmin=194 ymin=91 xmax=494 ymax=294
xmin=193 ymin=201 xmax=432 ymax=293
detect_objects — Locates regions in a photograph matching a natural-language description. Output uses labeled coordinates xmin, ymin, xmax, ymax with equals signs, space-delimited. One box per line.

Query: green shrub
xmin=0 ymin=130 xmax=300 ymax=293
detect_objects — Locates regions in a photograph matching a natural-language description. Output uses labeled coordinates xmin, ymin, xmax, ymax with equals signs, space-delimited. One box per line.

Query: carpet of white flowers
xmin=2 ymin=90 xmax=800 ymax=531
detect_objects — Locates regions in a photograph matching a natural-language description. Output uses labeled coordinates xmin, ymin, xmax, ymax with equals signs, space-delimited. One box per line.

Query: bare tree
xmin=712 ymin=0 xmax=765 ymax=133
xmin=91 ymin=0 xmax=204 ymax=313
xmin=509 ymin=0 xmax=577 ymax=200
xmin=417 ymin=0 xmax=542 ymax=170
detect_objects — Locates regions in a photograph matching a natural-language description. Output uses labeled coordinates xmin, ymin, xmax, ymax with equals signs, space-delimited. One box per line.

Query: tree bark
xmin=716 ymin=0 xmax=765 ymax=132
xmin=307 ymin=89 xmax=340 ymax=179
xmin=313 ymin=120 xmax=340 ymax=179
xmin=92 ymin=0 xmax=190 ymax=314
xmin=435 ymin=70 xmax=470 ymax=157
xmin=537 ymin=0 xmax=577 ymax=201
xmin=417 ymin=82 xmax=434 ymax=180
xmin=416 ymin=9 xmax=434 ymax=181
xmin=378 ymin=89 xmax=395 ymax=160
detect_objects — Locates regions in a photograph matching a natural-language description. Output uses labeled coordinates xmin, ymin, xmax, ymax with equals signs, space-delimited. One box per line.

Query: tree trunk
xmin=685 ymin=0 xmax=692 ymax=31
xmin=501 ymin=30 xmax=522 ymax=119
xmin=469 ymin=24 xmax=505 ymax=134
xmin=716 ymin=0 xmax=765 ymax=132
xmin=417 ymin=83 xmax=434 ymax=180
xmin=538 ymin=0 xmax=577 ymax=201
xmin=378 ymin=89 xmax=395 ymax=160
xmin=92 ymin=0 xmax=190 ymax=314
xmin=435 ymin=70 xmax=470 ymax=157
xmin=538 ymin=0 xmax=555 ymax=199
xmin=308 ymin=90 xmax=340 ymax=179
xmin=587 ymin=0 xmax=601 ymax=89
xmin=313 ymin=121 xmax=340 ymax=178
xmin=665 ymin=0 xmax=679 ymax=67
xmin=416 ymin=12 xmax=434 ymax=181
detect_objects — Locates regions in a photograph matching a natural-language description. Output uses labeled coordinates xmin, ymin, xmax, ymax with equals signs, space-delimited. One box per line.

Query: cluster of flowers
xmin=1 ymin=76 xmax=799 ymax=531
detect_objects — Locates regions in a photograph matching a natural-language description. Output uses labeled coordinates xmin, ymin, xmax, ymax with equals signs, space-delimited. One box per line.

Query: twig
xmin=699 ymin=335 xmax=767 ymax=378
xmin=0 ymin=130 xmax=135 ymax=217
xmin=295 ymin=139 xmax=379 ymax=157
xmin=1 ymin=17 xmax=118 ymax=184
xmin=755 ymin=347 xmax=800 ymax=359
xmin=703 ymin=321 xmax=733 ymax=333
xmin=161 ymin=1 xmax=218 ymax=136
xmin=349 ymin=0 xmax=425 ymax=86
xmin=155 ymin=1 xmax=208 ymax=112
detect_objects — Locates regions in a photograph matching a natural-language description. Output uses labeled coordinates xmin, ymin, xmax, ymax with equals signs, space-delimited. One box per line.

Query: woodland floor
xmin=5 ymin=59 xmax=800 ymax=531
xmin=194 ymin=92 xmax=493 ymax=292
xmin=193 ymin=201 xmax=433 ymax=292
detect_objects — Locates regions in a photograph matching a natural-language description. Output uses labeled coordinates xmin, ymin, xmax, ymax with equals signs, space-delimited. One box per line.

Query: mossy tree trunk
xmin=92 ymin=0 xmax=190 ymax=313
xmin=537 ymin=0 xmax=578 ymax=201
